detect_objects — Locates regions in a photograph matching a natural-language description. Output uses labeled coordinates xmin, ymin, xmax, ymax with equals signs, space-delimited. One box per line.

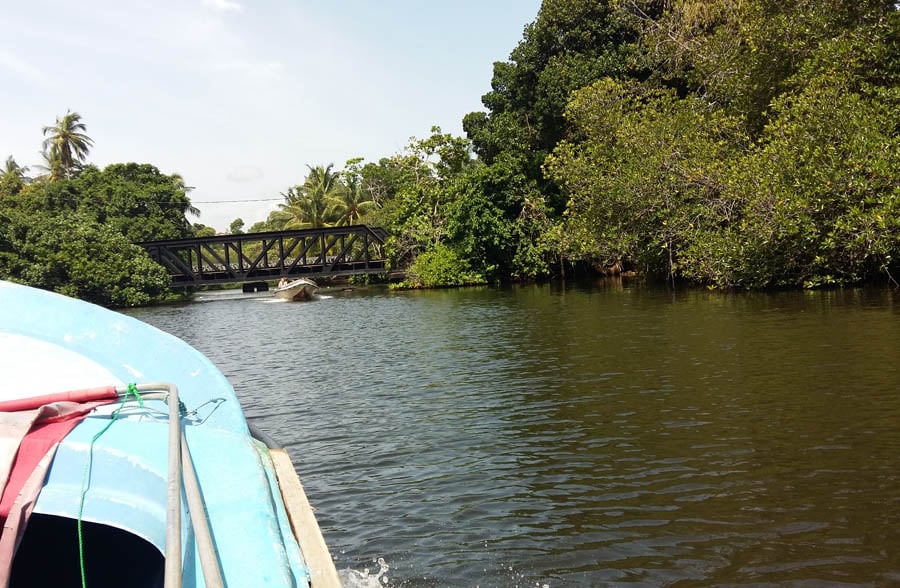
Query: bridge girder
xmin=139 ymin=225 xmax=389 ymax=287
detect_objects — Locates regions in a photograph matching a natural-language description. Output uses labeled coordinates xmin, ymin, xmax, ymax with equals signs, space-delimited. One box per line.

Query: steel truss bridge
xmin=139 ymin=225 xmax=389 ymax=287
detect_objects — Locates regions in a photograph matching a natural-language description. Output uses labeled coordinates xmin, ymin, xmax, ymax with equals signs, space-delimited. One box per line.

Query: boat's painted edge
xmin=270 ymin=448 xmax=342 ymax=588
xmin=253 ymin=442 xmax=313 ymax=586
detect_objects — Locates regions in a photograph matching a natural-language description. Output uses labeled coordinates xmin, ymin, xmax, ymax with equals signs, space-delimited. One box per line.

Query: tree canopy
xmin=0 ymin=113 xmax=197 ymax=306
xmin=256 ymin=0 xmax=898 ymax=290
xmin=544 ymin=1 xmax=900 ymax=287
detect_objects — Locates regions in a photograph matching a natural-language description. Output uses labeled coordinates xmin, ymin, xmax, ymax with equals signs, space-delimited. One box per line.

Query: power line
xmin=14 ymin=180 xmax=289 ymax=209
xmin=28 ymin=192 xmax=285 ymax=205
xmin=191 ymin=198 xmax=283 ymax=204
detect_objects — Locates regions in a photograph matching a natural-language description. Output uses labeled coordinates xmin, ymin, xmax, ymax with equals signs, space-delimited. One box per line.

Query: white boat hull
xmin=274 ymin=278 xmax=318 ymax=301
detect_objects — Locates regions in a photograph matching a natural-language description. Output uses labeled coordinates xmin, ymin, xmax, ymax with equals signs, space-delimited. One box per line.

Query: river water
xmin=125 ymin=281 xmax=900 ymax=587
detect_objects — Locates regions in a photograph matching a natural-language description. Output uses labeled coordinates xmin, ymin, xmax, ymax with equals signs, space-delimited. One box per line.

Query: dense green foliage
xmin=5 ymin=1 xmax=899 ymax=302
xmin=351 ymin=0 xmax=899 ymax=290
xmin=545 ymin=80 xmax=748 ymax=281
xmin=0 ymin=208 xmax=169 ymax=307
xmin=0 ymin=121 xmax=194 ymax=306
xmin=75 ymin=163 xmax=196 ymax=242
xmin=546 ymin=0 xmax=900 ymax=287
xmin=370 ymin=0 xmax=900 ymax=289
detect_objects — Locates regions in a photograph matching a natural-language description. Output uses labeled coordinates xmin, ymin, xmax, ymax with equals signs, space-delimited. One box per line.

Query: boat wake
xmin=339 ymin=557 xmax=389 ymax=587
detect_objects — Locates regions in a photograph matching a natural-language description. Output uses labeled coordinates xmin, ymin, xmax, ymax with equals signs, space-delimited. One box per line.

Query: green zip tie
xmin=124 ymin=383 xmax=144 ymax=408
xmin=77 ymin=383 xmax=144 ymax=588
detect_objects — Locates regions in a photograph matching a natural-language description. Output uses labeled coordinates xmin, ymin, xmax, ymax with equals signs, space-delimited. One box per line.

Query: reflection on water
xmin=125 ymin=282 xmax=900 ymax=586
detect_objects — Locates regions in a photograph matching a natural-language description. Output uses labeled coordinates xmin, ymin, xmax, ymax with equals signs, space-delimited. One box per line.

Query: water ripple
xmin=125 ymin=285 xmax=900 ymax=586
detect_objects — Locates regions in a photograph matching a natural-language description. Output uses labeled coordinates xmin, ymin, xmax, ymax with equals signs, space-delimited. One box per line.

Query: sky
xmin=0 ymin=0 xmax=542 ymax=231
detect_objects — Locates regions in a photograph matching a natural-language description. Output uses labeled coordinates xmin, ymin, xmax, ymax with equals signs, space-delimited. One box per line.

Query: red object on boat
xmin=0 ymin=386 xmax=118 ymax=412
xmin=0 ymin=401 xmax=109 ymax=518
xmin=0 ymin=386 xmax=120 ymax=569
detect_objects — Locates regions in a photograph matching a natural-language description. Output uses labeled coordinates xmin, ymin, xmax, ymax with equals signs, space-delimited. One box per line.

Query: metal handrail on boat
xmin=181 ymin=435 xmax=225 ymax=588
xmin=114 ymin=384 xmax=337 ymax=588
xmin=120 ymin=383 xmax=184 ymax=588
xmin=122 ymin=383 xmax=224 ymax=588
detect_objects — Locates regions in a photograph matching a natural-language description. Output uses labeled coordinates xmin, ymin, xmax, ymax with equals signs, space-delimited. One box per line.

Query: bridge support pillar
xmin=242 ymin=281 xmax=269 ymax=293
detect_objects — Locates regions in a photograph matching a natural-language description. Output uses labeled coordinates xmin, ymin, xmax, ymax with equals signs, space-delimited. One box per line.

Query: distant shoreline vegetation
xmin=2 ymin=1 xmax=899 ymax=307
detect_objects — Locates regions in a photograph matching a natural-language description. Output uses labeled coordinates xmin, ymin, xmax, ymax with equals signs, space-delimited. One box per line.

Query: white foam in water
xmin=338 ymin=557 xmax=390 ymax=587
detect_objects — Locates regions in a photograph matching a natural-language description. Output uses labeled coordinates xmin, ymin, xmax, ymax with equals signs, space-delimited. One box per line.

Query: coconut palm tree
xmin=3 ymin=156 xmax=26 ymax=176
xmin=327 ymin=173 xmax=377 ymax=226
xmin=273 ymin=164 xmax=344 ymax=229
xmin=272 ymin=193 xmax=332 ymax=229
xmin=1 ymin=156 xmax=29 ymax=195
xmin=35 ymin=148 xmax=64 ymax=181
xmin=2 ymin=156 xmax=28 ymax=181
xmin=171 ymin=173 xmax=201 ymax=218
xmin=42 ymin=110 xmax=93 ymax=179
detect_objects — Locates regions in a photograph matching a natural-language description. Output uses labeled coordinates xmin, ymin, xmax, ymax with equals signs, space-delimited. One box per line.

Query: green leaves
xmin=540 ymin=1 xmax=900 ymax=289
xmin=273 ymin=164 xmax=344 ymax=229
xmin=268 ymin=162 xmax=380 ymax=230
xmin=547 ymin=79 xmax=747 ymax=279
xmin=0 ymin=209 xmax=169 ymax=306
xmin=41 ymin=110 xmax=93 ymax=180
xmin=0 ymin=161 xmax=197 ymax=306
xmin=77 ymin=163 xmax=195 ymax=242
xmin=719 ymin=68 xmax=900 ymax=287
xmin=403 ymin=243 xmax=486 ymax=288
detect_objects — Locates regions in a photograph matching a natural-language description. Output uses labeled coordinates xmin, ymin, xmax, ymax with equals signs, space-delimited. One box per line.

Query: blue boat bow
xmin=0 ymin=281 xmax=339 ymax=587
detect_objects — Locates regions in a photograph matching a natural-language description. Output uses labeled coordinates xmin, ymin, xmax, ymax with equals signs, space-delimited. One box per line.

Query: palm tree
xmin=273 ymin=164 xmax=344 ymax=229
xmin=272 ymin=194 xmax=332 ymax=229
xmin=2 ymin=156 xmax=28 ymax=181
xmin=42 ymin=110 xmax=93 ymax=179
xmin=1 ymin=156 xmax=29 ymax=195
xmin=171 ymin=173 xmax=200 ymax=218
xmin=35 ymin=148 xmax=64 ymax=181
xmin=327 ymin=173 xmax=377 ymax=226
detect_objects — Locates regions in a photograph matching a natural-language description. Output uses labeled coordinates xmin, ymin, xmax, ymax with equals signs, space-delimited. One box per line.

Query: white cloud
xmin=202 ymin=0 xmax=243 ymax=12
xmin=0 ymin=49 xmax=49 ymax=85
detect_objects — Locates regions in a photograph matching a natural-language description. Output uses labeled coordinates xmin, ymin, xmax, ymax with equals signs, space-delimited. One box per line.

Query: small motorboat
xmin=274 ymin=278 xmax=319 ymax=302
xmin=0 ymin=280 xmax=340 ymax=587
